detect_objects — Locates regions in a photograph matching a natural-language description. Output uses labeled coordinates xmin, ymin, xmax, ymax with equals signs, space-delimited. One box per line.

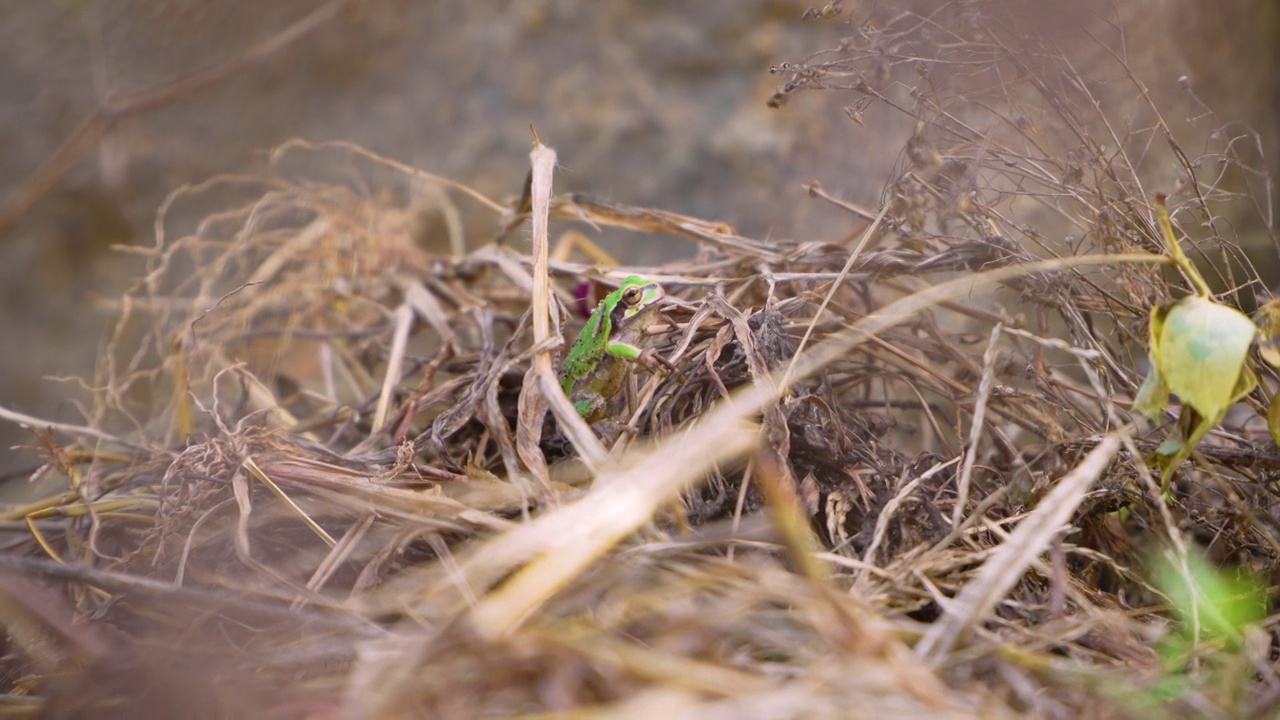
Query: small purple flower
xmin=573 ymin=281 xmax=597 ymax=319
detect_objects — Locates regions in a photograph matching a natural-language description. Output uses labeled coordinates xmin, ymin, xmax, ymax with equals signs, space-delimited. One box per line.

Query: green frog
xmin=559 ymin=275 xmax=667 ymax=423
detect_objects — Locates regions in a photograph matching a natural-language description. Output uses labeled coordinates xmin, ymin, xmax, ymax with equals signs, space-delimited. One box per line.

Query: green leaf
xmin=1154 ymin=550 xmax=1267 ymax=647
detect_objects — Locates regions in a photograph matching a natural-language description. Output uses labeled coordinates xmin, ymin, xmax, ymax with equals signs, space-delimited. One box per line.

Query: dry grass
xmin=2 ymin=4 xmax=1279 ymax=719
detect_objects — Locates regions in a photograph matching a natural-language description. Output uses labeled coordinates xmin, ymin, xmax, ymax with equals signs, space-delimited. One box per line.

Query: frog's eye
xmin=621 ymin=286 xmax=644 ymax=306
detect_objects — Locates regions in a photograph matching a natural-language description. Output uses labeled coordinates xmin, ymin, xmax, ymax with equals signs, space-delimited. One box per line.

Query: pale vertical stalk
xmin=526 ymin=131 xmax=609 ymax=470
xmin=953 ymin=323 xmax=1002 ymax=528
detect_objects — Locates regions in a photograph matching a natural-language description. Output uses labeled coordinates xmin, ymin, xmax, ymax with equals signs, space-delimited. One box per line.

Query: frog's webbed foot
xmin=589 ymin=419 xmax=631 ymax=445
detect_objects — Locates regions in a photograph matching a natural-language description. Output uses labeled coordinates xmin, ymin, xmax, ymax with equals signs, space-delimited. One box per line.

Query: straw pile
xmin=2 ymin=5 xmax=1278 ymax=718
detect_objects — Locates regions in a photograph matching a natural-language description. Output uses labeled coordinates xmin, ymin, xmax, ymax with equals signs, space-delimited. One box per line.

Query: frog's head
xmin=613 ymin=275 xmax=664 ymax=326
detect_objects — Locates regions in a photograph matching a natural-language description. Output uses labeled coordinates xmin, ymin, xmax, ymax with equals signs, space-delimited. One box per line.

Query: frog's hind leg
xmin=570 ymin=389 xmax=608 ymax=424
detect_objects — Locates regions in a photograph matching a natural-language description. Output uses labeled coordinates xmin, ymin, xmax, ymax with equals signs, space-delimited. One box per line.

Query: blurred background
xmin=1 ymin=0 xmax=1277 ymax=481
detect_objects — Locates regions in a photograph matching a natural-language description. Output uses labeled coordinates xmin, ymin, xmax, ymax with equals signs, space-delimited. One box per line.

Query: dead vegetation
xmin=2 ymin=3 xmax=1280 ymax=718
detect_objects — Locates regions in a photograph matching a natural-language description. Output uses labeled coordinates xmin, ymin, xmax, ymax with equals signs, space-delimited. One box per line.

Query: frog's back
xmin=559 ymin=310 xmax=610 ymax=393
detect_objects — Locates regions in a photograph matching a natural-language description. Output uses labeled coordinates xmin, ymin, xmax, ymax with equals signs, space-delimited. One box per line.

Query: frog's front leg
xmin=606 ymin=341 xmax=670 ymax=372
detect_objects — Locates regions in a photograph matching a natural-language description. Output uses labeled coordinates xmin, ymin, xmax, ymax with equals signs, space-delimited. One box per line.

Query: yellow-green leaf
xmin=1133 ymin=359 xmax=1168 ymax=419
xmin=1154 ymin=296 xmax=1256 ymax=423
xmin=1268 ymin=390 xmax=1280 ymax=448
xmin=1253 ymin=297 xmax=1280 ymax=368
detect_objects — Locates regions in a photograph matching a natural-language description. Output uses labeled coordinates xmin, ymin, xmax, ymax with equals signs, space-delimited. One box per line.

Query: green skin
xmin=559 ymin=276 xmax=666 ymax=422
